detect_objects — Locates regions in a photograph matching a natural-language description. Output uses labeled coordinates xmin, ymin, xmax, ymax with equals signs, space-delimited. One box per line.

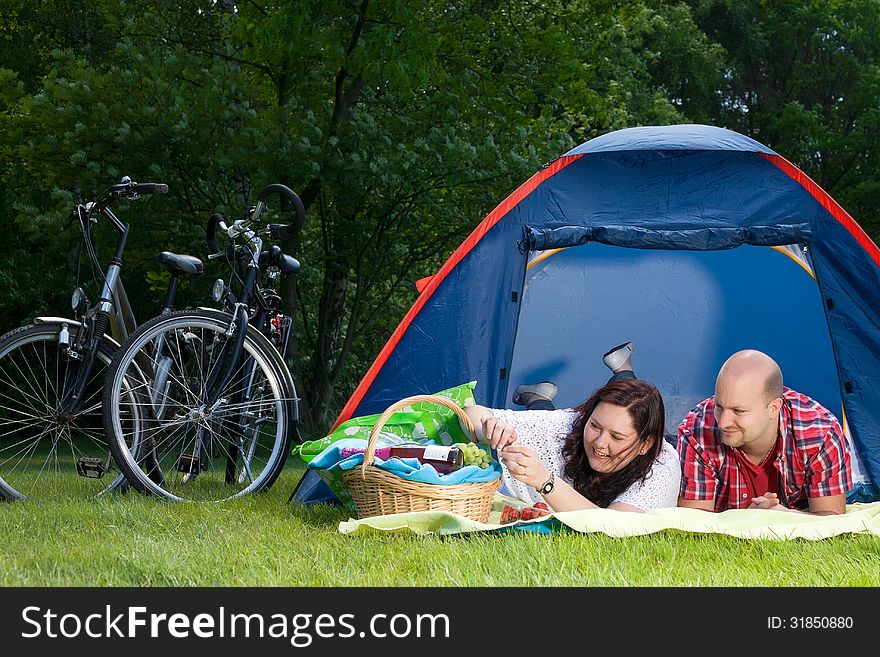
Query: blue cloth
xmin=846 ymin=481 xmax=880 ymax=504
xmin=308 ymin=439 xmax=502 ymax=485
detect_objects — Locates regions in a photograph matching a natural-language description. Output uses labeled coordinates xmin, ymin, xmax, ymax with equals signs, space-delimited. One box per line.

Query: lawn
xmin=2 ymin=461 xmax=879 ymax=587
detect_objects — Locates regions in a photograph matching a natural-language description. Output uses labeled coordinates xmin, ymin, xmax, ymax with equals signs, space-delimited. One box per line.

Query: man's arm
xmin=677 ymin=497 xmax=714 ymax=511
xmin=800 ymin=412 xmax=851 ymax=515
xmin=806 ymin=493 xmax=846 ymax=515
xmin=676 ymin=413 xmax=720 ymax=512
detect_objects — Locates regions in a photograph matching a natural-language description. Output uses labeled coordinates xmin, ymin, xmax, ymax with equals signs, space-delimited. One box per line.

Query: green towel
xmin=338 ymin=497 xmax=880 ymax=540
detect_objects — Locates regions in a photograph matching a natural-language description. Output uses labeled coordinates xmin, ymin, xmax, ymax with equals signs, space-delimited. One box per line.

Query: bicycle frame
xmin=55 ymin=205 xmax=129 ymax=420
xmin=31 ymin=181 xmax=175 ymax=481
xmin=196 ymin=186 xmax=303 ymax=485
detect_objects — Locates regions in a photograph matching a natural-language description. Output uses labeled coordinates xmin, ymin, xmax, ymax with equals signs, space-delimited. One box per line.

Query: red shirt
xmin=677 ymin=388 xmax=851 ymax=511
xmin=730 ymin=439 xmax=779 ymax=502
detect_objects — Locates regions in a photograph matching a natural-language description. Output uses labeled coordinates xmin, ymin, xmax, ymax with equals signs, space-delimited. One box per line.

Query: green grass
xmin=2 ymin=462 xmax=879 ymax=586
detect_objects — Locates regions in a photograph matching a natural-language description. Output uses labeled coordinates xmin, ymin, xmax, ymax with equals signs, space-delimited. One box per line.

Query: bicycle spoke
xmin=0 ymin=417 xmax=62 ymax=445
xmin=0 ymin=360 xmax=55 ymax=414
xmin=194 ymin=325 xmax=228 ymax=401
xmin=0 ymin=398 xmax=55 ymax=423
xmin=0 ymin=422 xmax=57 ymax=469
xmin=163 ymin=330 xmax=202 ymax=409
xmin=200 ymin=418 xmax=256 ymax=485
xmin=71 ymin=424 xmax=111 ymax=452
xmin=20 ymin=425 xmax=60 ymax=490
xmin=17 ymin=342 xmax=53 ymax=412
xmin=41 ymin=339 xmax=63 ymax=405
xmin=134 ymin=419 xmax=191 ymax=461
xmin=0 ymin=325 xmax=123 ymax=499
xmin=33 ymin=426 xmax=66 ymax=489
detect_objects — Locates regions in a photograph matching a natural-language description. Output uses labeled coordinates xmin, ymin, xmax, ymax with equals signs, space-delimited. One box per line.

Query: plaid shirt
xmin=677 ymin=387 xmax=851 ymax=512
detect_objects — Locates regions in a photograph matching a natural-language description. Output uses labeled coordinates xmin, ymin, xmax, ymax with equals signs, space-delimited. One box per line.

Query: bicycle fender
xmin=33 ymin=316 xmax=123 ymax=349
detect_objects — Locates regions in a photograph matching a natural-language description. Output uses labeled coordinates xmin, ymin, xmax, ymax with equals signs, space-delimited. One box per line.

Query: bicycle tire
xmin=103 ymin=309 xmax=295 ymax=501
xmin=0 ymin=322 xmax=133 ymax=501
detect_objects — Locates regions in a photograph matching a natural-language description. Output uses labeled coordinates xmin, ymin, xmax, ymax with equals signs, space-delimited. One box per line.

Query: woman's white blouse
xmin=491 ymin=408 xmax=681 ymax=510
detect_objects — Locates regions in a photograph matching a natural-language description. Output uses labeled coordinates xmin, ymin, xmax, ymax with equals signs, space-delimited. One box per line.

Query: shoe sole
xmin=512 ymin=383 xmax=557 ymax=406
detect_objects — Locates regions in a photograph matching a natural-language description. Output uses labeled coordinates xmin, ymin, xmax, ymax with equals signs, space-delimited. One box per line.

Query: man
xmin=677 ymin=350 xmax=851 ymax=515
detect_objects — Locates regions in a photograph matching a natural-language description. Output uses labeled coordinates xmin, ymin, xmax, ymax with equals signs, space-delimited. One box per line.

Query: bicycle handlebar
xmin=132 ymin=182 xmax=169 ymax=195
xmin=206 ymin=212 xmax=224 ymax=256
xmin=254 ymin=183 xmax=305 ymax=231
xmin=104 ymin=177 xmax=169 ymax=202
xmin=206 ymin=182 xmax=305 ymax=264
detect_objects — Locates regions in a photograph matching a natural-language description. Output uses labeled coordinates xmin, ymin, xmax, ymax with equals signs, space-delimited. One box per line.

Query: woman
xmin=463 ymin=379 xmax=680 ymax=512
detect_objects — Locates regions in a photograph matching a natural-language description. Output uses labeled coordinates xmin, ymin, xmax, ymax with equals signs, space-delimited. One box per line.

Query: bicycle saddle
xmin=158 ymin=252 xmax=205 ymax=276
xmin=276 ymin=253 xmax=300 ymax=276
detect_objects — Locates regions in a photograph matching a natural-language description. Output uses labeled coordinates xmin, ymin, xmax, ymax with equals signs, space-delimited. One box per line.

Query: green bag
xmin=294 ymin=381 xmax=478 ymax=463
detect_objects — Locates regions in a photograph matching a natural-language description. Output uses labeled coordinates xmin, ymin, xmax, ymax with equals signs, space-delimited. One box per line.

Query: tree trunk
xmin=308 ymin=253 xmax=350 ymax=428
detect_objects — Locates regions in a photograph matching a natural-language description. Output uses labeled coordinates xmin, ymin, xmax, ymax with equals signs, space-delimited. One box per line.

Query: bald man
xmin=677 ymin=350 xmax=851 ymax=515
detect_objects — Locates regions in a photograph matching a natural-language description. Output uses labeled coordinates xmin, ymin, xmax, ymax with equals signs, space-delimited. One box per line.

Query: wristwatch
xmin=538 ymin=472 xmax=555 ymax=496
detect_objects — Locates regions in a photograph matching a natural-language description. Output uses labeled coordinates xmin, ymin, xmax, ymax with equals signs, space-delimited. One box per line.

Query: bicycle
xmin=0 ymin=178 xmax=203 ymax=501
xmin=102 ymin=183 xmax=304 ymax=502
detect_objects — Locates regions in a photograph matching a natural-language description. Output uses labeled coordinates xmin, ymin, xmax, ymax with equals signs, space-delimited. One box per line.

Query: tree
xmin=685 ymin=0 xmax=880 ymax=238
xmin=0 ymin=0 xmax=730 ymax=431
xmin=213 ymin=0 xmax=723 ymax=427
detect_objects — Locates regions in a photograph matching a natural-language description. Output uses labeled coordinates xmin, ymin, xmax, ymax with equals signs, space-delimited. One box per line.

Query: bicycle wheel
xmin=103 ymin=309 xmax=295 ymax=501
xmin=0 ymin=322 xmax=133 ymax=501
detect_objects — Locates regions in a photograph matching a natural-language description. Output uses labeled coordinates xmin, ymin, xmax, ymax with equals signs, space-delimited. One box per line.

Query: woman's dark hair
xmin=561 ymin=379 xmax=665 ymax=508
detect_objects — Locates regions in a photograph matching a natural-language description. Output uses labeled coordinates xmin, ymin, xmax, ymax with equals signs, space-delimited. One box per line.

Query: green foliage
xmin=685 ymin=0 xmax=880 ymax=236
xmin=0 ymin=0 xmax=877 ymax=432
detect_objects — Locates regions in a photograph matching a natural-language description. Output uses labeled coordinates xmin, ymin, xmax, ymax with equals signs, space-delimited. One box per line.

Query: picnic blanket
xmin=338 ymin=496 xmax=880 ymax=540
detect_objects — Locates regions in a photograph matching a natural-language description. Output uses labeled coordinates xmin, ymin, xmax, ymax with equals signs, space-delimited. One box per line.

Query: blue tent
xmin=329 ymin=124 xmax=880 ymax=500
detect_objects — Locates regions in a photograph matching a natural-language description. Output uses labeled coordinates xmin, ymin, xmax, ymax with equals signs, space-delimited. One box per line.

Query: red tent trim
xmin=330 ymin=154 xmax=584 ymax=430
xmin=413 ymin=275 xmax=433 ymax=293
xmin=761 ymin=153 xmax=880 ymax=268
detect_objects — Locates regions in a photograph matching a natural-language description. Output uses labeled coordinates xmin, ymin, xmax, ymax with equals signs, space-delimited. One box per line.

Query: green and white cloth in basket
xmin=293 ymin=381 xmax=480 ymax=512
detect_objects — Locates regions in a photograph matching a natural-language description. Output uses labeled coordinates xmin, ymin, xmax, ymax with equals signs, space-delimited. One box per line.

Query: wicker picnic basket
xmin=342 ymin=394 xmax=501 ymax=522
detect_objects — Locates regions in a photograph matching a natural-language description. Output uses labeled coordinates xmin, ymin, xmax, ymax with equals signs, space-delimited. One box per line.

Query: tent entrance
xmin=506 ymin=242 xmax=842 ymax=437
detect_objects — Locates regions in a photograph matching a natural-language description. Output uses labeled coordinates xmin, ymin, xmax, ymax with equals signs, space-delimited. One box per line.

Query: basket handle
xmin=361 ymin=395 xmax=477 ymax=470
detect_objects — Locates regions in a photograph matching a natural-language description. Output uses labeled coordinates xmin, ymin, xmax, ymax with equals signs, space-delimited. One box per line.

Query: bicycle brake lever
xmin=268 ymin=223 xmax=294 ymax=240
xmin=63 ymin=207 xmax=82 ymax=231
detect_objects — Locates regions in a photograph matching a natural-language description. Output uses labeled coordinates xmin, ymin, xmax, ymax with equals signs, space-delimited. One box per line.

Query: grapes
xmin=454 ymin=441 xmax=493 ymax=468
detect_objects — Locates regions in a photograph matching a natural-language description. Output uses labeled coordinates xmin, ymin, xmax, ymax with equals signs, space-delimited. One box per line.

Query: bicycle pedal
xmin=176 ymin=454 xmax=201 ymax=475
xmin=76 ymin=457 xmax=108 ymax=479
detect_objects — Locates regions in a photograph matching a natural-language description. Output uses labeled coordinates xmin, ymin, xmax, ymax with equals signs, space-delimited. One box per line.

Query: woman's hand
xmin=462 ymin=405 xmax=519 ymax=449
xmin=480 ymin=416 xmax=519 ymax=450
xmin=499 ymin=444 xmax=550 ymax=489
